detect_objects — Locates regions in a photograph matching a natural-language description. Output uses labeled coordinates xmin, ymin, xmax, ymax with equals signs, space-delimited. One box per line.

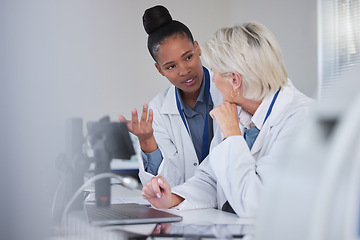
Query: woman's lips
xmin=183 ymin=77 xmax=196 ymax=86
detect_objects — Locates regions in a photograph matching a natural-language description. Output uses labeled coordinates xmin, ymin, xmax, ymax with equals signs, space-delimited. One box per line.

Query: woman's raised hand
xmin=210 ymin=102 xmax=242 ymax=138
xmin=118 ymin=104 xmax=157 ymax=152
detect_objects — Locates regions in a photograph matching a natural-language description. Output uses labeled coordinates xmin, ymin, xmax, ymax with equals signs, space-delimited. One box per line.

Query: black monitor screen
xmin=87 ymin=117 xmax=135 ymax=160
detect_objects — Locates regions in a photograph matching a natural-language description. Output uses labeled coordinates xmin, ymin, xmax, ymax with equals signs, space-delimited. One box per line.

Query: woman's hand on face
xmin=118 ymin=104 xmax=157 ymax=152
xmin=210 ymin=102 xmax=242 ymax=138
xmin=141 ymin=176 xmax=183 ymax=209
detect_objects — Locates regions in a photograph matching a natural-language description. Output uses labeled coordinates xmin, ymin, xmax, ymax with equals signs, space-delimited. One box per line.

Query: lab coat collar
xmin=251 ymin=93 xmax=273 ymax=131
xmin=160 ymin=85 xmax=180 ymax=115
xmin=250 ymin=85 xmax=294 ymax=154
xmin=159 ymin=84 xmax=211 ymax=115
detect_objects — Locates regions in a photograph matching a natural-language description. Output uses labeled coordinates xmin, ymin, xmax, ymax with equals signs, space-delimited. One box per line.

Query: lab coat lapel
xmin=250 ymin=87 xmax=293 ymax=155
xmin=160 ymin=85 xmax=193 ymax=144
xmin=250 ymin=125 xmax=268 ymax=155
xmin=160 ymin=86 xmax=181 ymax=115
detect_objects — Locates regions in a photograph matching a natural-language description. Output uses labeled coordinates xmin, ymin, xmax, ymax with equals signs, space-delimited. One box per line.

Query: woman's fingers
xmin=118 ymin=114 xmax=128 ymax=122
xmin=118 ymin=114 xmax=134 ymax=132
xmin=141 ymin=188 xmax=153 ymax=199
xmin=211 ymin=102 xmax=241 ymax=138
xmin=140 ymin=104 xmax=149 ymax=124
xmin=131 ymin=109 xmax=139 ymax=126
xmin=157 ymin=176 xmax=170 ymax=195
xmin=142 ymin=176 xmax=169 ymax=200
xmin=209 ymin=108 xmax=216 ymax=120
xmin=148 ymin=109 xmax=154 ymax=128
xmin=142 ymin=179 xmax=156 ymax=198
xmin=151 ymin=177 xmax=162 ymax=198
xmin=132 ymin=104 xmax=153 ymax=128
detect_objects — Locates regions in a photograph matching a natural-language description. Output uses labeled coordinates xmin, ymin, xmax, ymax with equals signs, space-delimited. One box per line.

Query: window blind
xmin=318 ymin=0 xmax=360 ymax=100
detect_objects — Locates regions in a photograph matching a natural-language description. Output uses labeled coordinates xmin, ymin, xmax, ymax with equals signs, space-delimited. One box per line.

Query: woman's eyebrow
xmin=181 ymin=50 xmax=193 ymax=57
xmin=162 ymin=61 xmax=175 ymax=67
xmin=162 ymin=50 xmax=193 ymax=67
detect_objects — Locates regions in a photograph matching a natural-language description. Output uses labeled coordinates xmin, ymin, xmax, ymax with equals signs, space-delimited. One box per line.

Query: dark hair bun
xmin=143 ymin=5 xmax=172 ymax=35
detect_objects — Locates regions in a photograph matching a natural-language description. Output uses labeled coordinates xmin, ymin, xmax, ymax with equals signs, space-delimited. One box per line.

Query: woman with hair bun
xmin=118 ymin=5 xmax=222 ymax=187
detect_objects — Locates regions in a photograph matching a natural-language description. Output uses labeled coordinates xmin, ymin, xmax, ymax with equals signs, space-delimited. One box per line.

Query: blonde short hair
xmin=203 ymin=22 xmax=288 ymax=100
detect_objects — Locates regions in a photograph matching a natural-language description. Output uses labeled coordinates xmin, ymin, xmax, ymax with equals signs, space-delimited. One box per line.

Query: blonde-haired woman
xmin=141 ymin=22 xmax=314 ymax=218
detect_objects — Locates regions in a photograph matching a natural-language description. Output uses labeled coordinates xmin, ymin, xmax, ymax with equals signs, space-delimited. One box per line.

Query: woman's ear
xmin=194 ymin=41 xmax=201 ymax=56
xmin=155 ymin=63 xmax=165 ymax=76
xmin=231 ymin=72 xmax=242 ymax=90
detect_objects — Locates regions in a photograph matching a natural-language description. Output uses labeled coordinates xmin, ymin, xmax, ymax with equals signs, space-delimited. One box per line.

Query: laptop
xmin=85 ymin=203 xmax=183 ymax=226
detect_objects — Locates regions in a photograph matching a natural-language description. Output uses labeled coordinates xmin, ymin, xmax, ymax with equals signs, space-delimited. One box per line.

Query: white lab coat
xmin=138 ymin=72 xmax=223 ymax=187
xmin=171 ymin=83 xmax=315 ymax=218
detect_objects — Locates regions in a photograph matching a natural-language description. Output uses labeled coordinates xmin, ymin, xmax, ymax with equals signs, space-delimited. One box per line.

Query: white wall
xmin=230 ymin=0 xmax=318 ymax=99
xmin=15 ymin=0 xmax=231 ymax=124
xmin=2 ymin=0 xmax=232 ymax=151
xmin=3 ymin=0 xmax=317 ymax=132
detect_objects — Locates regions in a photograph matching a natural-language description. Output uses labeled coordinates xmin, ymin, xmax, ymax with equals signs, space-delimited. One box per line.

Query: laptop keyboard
xmin=85 ymin=203 xmax=182 ymax=226
xmin=86 ymin=204 xmax=139 ymax=220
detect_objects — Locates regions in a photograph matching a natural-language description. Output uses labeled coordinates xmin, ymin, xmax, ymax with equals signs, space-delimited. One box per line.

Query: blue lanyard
xmin=263 ymin=88 xmax=281 ymax=125
xmin=244 ymin=88 xmax=280 ymax=140
xmin=175 ymin=66 xmax=211 ymax=161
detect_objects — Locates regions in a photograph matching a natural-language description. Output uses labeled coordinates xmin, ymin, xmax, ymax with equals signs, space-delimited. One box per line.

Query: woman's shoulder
xmin=284 ymin=82 xmax=315 ymax=108
xmin=149 ymin=85 xmax=176 ymax=110
xmin=275 ymin=83 xmax=316 ymax=125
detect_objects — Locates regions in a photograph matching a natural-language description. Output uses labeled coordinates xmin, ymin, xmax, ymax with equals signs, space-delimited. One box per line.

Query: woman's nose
xmin=178 ymin=64 xmax=190 ymax=77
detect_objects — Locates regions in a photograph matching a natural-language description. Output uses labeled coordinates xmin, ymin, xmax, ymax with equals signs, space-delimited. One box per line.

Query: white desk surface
xmin=96 ymin=184 xmax=255 ymax=236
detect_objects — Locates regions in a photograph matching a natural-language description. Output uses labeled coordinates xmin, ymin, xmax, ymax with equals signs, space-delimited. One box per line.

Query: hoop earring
xmin=231 ymin=90 xmax=240 ymax=98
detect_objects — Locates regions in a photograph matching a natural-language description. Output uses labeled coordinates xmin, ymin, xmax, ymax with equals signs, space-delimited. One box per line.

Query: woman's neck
xmin=239 ymin=99 xmax=262 ymax=115
xmin=180 ymin=88 xmax=201 ymax=109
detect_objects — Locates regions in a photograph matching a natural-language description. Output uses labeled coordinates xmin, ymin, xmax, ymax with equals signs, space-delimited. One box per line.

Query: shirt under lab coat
xmin=171 ymin=83 xmax=315 ymax=218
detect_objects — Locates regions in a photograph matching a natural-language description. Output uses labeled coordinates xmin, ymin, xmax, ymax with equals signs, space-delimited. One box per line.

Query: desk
xmin=58 ymin=184 xmax=255 ymax=239
xmin=100 ymin=185 xmax=255 ymax=237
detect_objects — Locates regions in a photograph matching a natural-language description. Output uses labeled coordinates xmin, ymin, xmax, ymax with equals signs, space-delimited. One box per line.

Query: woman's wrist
xmin=223 ymin=128 xmax=242 ymax=139
xmin=140 ymin=136 xmax=158 ymax=153
xmin=170 ymin=193 xmax=184 ymax=208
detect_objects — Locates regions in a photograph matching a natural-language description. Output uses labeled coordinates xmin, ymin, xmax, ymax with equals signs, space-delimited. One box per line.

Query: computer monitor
xmin=86 ymin=116 xmax=136 ymax=207
xmin=86 ymin=116 xmax=135 ymax=160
